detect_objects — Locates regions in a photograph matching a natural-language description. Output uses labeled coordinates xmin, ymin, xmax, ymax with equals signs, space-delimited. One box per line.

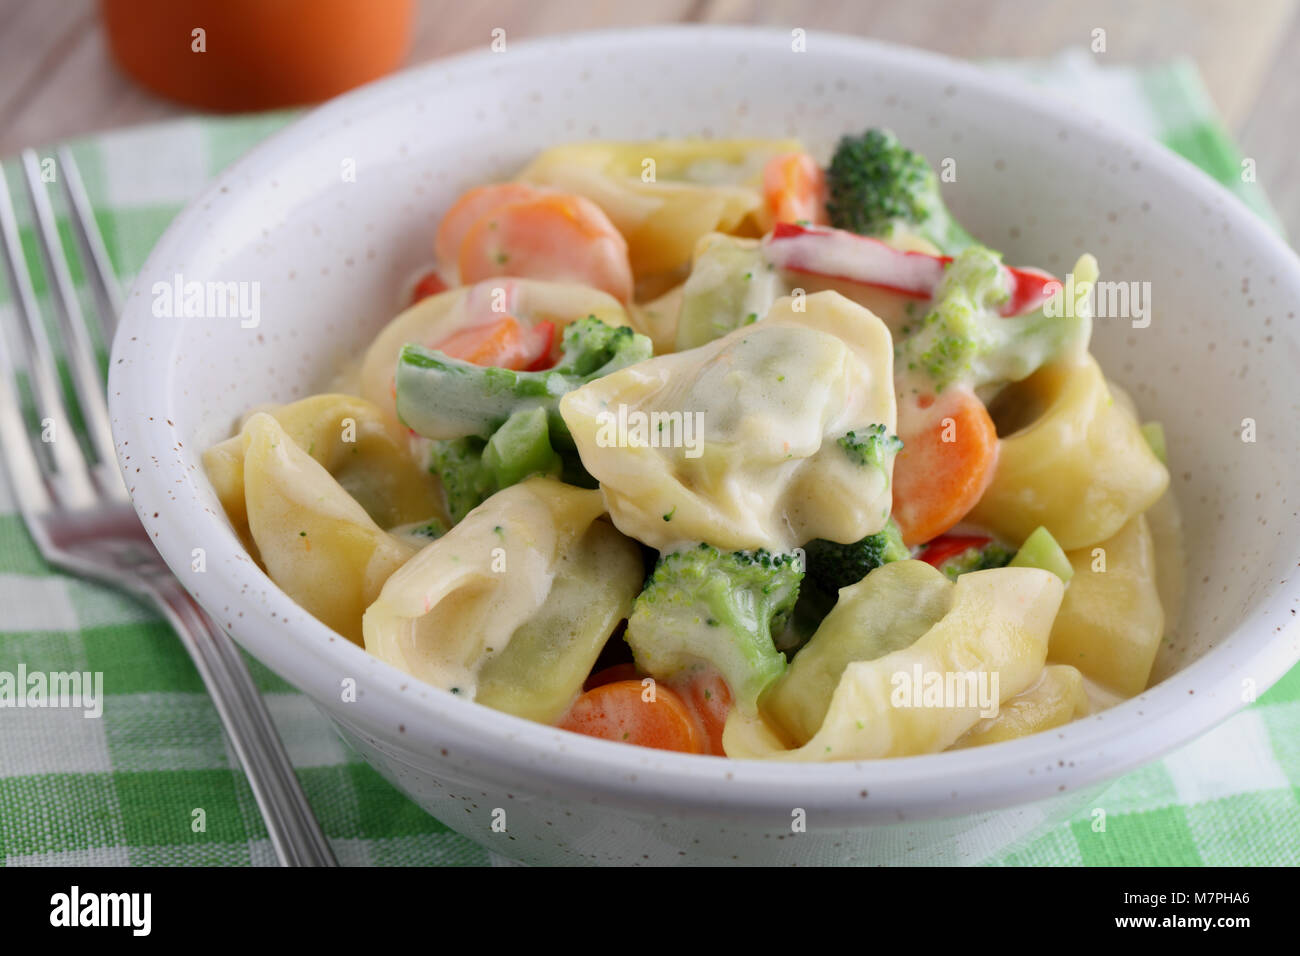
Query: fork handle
xmin=131 ymin=575 xmax=338 ymax=866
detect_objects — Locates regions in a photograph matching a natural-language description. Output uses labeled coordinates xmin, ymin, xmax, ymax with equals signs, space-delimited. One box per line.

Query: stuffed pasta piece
xmin=518 ymin=139 xmax=809 ymax=279
xmin=362 ymin=477 xmax=644 ymax=724
xmin=204 ymin=392 xmax=445 ymax=554
xmin=214 ymin=411 xmax=419 ymax=645
xmin=724 ymin=560 xmax=1065 ymax=760
xmin=559 ymin=290 xmax=900 ymax=553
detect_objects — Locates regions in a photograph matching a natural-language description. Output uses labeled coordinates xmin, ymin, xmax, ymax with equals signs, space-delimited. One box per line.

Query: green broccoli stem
xmin=1009 ymin=526 xmax=1074 ymax=583
xmin=428 ymin=407 xmax=576 ymax=524
xmin=396 ymin=317 xmax=653 ymax=446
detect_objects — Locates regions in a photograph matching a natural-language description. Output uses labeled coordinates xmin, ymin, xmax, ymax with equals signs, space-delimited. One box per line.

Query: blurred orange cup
xmin=100 ymin=0 xmax=415 ymax=111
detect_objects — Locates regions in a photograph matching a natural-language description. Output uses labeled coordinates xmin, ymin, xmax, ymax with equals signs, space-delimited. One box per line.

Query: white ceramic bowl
xmin=109 ymin=26 xmax=1300 ymax=865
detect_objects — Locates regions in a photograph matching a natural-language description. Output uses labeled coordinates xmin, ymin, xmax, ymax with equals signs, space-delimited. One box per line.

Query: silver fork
xmin=0 ymin=148 xmax=338 ymax=867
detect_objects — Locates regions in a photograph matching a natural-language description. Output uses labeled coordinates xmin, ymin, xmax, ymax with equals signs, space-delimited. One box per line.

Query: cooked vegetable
xmin=559 ymin=680 xmax=705 ymax=753
xmin=896 ymin=245 xmax=1090 ymax=395
xmin=427 ymin=407 xmax=566 ymax=523
xmin=439 ymin=184 xmax=635 ymax=302
xmin=837 ymin=423 xmax=904 ymax=471
xmin=824 ymin=127 xmax=977 ymax=253
xmin=397 ymin=315 xmax=653 ymax=443
xmin=918 ymin=534 xmax=1013 ymax=580
xmin=891 ymin=387 xmax=1000 ymax=547
xmin=762 ymin=222 xmax=1059 ymax=314
xmin=624 ymin=544 xmax=803 ymax=714
xmin=1009 ymin=525 xmax=1075 ymax=583
xmin=762 ymin=151 xmax=827 ymax=226
xmin=802 ymin=518 xmax=910 ymax=594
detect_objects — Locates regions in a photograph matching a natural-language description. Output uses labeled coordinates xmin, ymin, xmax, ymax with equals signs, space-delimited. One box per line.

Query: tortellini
xmin=724 ymin=562 xmax=1065 ymax=760
xmin=950 ymin=665 xmax=1089 ymax=749
xmin=362 ymin=477 xmax=643 ymax=723
xmin=559 ymin=291 xmax=898 ymax=552
xmin=232 ymin=413 xmax=416 ymax=644
xmin=204 ymin=393 xmax=445 ymax=556
xmin=518 ymin=139 xmax=802 ymax=277
xmin=1048 ymin=515 xmax=1164 ymax=697
xmin=969 ymin=354 xmax=1169 ymax=550
xmin=764 ymin=560 xmax=953 ymax=743
xmin=358 ymin=278 xmax=631 ymax=426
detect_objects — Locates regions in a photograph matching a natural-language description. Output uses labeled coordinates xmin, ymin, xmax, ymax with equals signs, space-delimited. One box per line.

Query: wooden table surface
xmin=2 ymin=0 xmax=1297 ymax=235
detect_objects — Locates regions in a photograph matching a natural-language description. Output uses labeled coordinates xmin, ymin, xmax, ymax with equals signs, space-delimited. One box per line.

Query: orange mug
xmin=100 ymin=0 xmax=415 ymax=111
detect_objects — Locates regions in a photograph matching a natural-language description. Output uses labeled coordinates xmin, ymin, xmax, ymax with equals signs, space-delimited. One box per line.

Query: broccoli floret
xmin=934 ymin=540 xmax=1014 ymax=581
xmin=837 ymin=424 xmax=904 ymax=469
xmin=396 ymin=316 xmax=652 ymax=445
xmin=825 ymin=128 xmax=978 ymax=253
xmin=624 ymin=543 xmax=802 ymax=713
xmin=426 ymin=406 xmax=567 ymax=524
xmin=897 ymin=246 xmax=1091 ymax=394
xmin=802 ymin=518 xmax=910 ymax=594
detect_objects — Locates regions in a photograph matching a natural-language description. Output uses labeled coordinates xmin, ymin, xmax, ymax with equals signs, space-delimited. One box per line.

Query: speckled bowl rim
xmin=110 ymin=26 xmax=1300 ymax=822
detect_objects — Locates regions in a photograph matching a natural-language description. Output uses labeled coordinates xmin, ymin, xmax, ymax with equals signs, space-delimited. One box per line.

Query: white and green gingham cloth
xmin=0 ymin=52 xmax=1295 ymax=866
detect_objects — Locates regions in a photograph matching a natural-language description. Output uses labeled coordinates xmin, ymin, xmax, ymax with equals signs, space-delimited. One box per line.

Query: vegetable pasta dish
xmin=204 ymin=129 xmax=1182 ymax=760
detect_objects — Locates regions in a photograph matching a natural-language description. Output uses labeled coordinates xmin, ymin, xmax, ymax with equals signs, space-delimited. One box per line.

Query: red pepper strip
xmin=918 ymin=534 xmax=991 ymax=568
xmin=763 ymin=222 xmax=1058 ymax=317
xmin=411 ymin=268 xmax=450 ymax=303
xmin=522 ymin=320 xmax=559 ymax=371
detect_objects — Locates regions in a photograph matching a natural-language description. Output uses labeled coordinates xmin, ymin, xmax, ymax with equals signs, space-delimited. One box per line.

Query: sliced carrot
xmin=762 ymin=152 xmax=828 ymax=226
xmin=584 ymin=662 xmax=641 ymax=691
xmin=430 ymin=316 xmax=554 ymax=370
xmin=892 ymin=387 xmax=999 ymax=547
xmin=457 ymin=193 xmax=633 ymax=302
xmin=411 ymin=268 xmax=450 ymax=303
xmin=678 ymin=670 xmax=733 ymax=756
xmin=434 ymin=182 xmax=547 ymax=273
xmin=559 ymin=680 xmax=705 ymax=754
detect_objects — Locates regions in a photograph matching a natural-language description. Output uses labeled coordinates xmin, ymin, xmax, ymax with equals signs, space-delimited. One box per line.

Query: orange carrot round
xmin=762 ymin=152 xmax=828 ymax=226
xmin=679 ymin=670 xmax=733 ymax=756
xmin=559 ymin=680 xmax=704 ymax=754
xmin=434 ymin=182 xmax=546 ymax=271
xmin=431 ymin=316 xmax=554 ymax=370
xmin=457 ymin=193 xmax=633 ymax=302
xmin=892 ymin=387 xmax=999 ymax=547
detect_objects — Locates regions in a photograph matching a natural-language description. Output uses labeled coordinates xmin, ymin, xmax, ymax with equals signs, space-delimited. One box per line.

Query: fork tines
xmin=0 ymin=149 xmax=128 ymax=513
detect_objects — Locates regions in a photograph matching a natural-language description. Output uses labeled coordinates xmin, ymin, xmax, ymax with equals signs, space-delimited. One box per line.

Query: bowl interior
xmin=111 ymin=27 xmax=1300 ymax=811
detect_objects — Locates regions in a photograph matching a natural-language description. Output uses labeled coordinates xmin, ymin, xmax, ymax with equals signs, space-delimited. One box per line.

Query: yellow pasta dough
xmin=724 ymin=564 xmax=1064 ymax=760
xmin=560 ymin=291 xmax=898 ymax=552
xmin=238 ymin=413 xmax=416 ymax=645
xmin=362 ymin=478 xmax=642 ymax=720
xmin=969 ymin=354 xmax=1168 ymax=550
xmin=1048 ymin=514 xmax=1164 ymax=697
xmin=950 ymin=664 xmax=1089 ymax=748
xmin=204 ymin=392 xmax=443 ymax=557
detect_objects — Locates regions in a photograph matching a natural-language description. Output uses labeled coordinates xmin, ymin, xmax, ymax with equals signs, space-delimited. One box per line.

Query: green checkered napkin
xmin=0 ymin=52 xmax=1295 ymax=866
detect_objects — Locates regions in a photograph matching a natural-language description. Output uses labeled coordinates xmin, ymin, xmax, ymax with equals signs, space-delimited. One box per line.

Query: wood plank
xmin=1238 ymin=6 xmax=1300 ymax=238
